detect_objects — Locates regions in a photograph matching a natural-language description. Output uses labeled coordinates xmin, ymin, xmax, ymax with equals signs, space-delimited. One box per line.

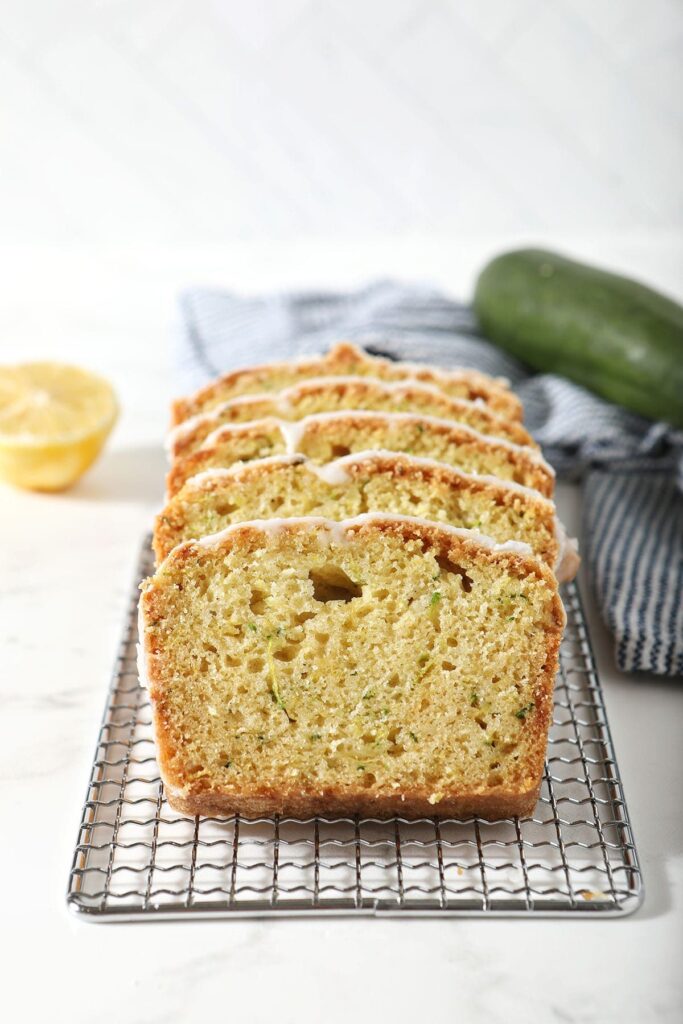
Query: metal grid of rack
xmin=67 ymin=539 xmax=643 ymax=920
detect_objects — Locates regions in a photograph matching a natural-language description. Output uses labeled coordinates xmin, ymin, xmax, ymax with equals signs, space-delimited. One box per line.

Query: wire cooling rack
xmin=67 ymin=538 xmax=643 ymax=921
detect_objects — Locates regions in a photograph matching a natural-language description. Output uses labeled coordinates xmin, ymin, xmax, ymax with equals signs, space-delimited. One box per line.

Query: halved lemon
xmin=0 ymin=362 xmax=118 ymax=491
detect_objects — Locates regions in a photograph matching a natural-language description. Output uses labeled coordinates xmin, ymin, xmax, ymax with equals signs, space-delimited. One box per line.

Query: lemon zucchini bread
xmin=139 ymin=514 xmax=564 ymax=820
xmin=167 ymin=376 xmax=535 ymax=460
xmin=166 ymin=411 xmax=554 ymax=498
xmin=171 ymin=341 xmax=522 ymax=425
xmin=154 ymin=452 xmax=573 ymax=579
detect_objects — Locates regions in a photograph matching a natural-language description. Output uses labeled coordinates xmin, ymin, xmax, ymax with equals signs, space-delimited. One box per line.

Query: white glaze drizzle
xmin=203 ymin=374 xmax=496 ymax=414
xmin=182 ymin=448 xmax=553 ymax=505
xmin=171 ymin=376 xmax=521 ymax=455
xmin=313 ymin=449 xmax=551 ymax=502
xmin=277 ymin=418 xmax=308 ymax=453
xmin=190 ymin=511 xmax=535 ymax=560
xmin=190 ymin=411 xmax=551 ymax=474
xmin=307 ymin=459 xmax=353 ymax=485
xmin=184 ymin=454 xmax=306 ymax=490
xmin=168 ymin=402 xmax=235 ymax=452
xmin=179 ymin=452 xmax=573 ymax=578
xmin=277 ymin=410 xmax=551 ymax=469
xmin=193 ymin=515 xmax=349 ymax=548
xmin=136 ymin=599 xmax=150 ymax=691
xmin=271 ymin=374 xmax=486 ymax=404
xmin=554 ymin=519 xmax=581 ymax=583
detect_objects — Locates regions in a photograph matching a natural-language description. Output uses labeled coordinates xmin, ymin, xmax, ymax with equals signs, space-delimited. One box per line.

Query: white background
xmin=1 ymin=3 xmax=682 ymax=1023
xmin=2 ymin=0 xmax=683 ymax=244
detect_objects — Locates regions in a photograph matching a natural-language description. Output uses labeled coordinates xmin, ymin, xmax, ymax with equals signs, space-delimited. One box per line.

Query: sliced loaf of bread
xmin=168 ymin=376 xmax=534 ymax=459
xmin=154 ymin=452 xmax=574 ymax=579
xmin=166 ymin=411 xmax=553 ymax=498
xmin=139 ymin=514 xmax=564 ymax=820
xmin=171 ymin=341 xmax=522 ymax=425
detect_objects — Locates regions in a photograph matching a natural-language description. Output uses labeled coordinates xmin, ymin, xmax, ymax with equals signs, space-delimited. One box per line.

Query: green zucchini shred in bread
xmin=167 ymin=375 xmax=535 ymax=460
xmin=153 ymin=451 xmax=568 ymax=573
xmin=165 ymin=411 xmax=554 ymax=498
xmin=170 ymin=340 xmax=522 ymax=426
xmin=139 ymin=514 xmax=565 ymax=820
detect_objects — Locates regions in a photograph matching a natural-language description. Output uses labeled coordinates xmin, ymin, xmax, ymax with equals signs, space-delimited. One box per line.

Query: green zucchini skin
xmin=473 ymin=249 xmax=683 ymax=428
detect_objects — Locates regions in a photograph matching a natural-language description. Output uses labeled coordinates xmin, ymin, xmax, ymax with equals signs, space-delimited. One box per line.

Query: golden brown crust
xmin=171 ymin=341 xmax=523 ymax=426
xmin=140 ymin=515 xmax=563 ymax=821
xmin=166 ymin=447 xmax=220 ymax=498
xmin=166 ymin=413 xmax=554 ymax=498
xmin=163 ymin=779 xmax=543 ymax=821
xmin=154 ymin=452 xmax=559 ymax=566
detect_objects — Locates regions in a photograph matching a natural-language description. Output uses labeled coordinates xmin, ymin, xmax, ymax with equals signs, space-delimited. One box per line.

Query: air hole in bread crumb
xmin=361 ymin=771 xmax=376 ymax=788
xmin=249 ymin=590 xmax=267 ymax=615
xmin=274 ymin=645 xmax=297 ymax=663
xmin=330 ymin=444 xmax=351 ymax=457
xmin=441 ymin=660 xmax=456 ymax=671
xmin=309 ymin=565 xmax=362 ymax=603
xmin=436 ymin=556 xmax=473 ymax=592
xmin=488 ymin=771 xmax=504 ymax=787
xmin=247 ymin=657 xmax=264 ymax=672
xmin=215 ymin=501 xmax=237 ymax=516
xmin=475 ymin=717 xmax=487 ymax=730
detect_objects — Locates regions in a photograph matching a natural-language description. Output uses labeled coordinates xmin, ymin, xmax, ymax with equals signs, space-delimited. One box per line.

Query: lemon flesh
xmin=0 ymin=363 xmax=118 ymax=491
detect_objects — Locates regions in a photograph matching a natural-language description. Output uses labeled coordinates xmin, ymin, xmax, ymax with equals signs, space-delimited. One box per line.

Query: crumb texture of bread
xmin=170 ymin=341 xmax=522 ymax=426
xmin=166 ymin=412 xmax=554 ymax=498
xmin=140 ymin=516 xmax=564 ymax=820
xmin=154 ymin=454 xmax=560 ymax=569
xmin=169 ymin=377 xmax=534 ymax=459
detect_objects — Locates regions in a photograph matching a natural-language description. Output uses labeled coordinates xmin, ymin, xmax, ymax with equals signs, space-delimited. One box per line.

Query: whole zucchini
xmin=473 ymin=248 xmax=683 ymax=428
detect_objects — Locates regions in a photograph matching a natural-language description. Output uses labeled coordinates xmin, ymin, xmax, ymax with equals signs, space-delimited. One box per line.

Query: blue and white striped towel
xmin=177 ymin=280 xmax=683 ymax=677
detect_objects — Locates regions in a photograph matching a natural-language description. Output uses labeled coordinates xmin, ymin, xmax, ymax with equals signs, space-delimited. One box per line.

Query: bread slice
xmin=139 ymin=514 xmax=564 ymax=820
xmin=171 ymin=341 xmax=522 ymax=425
xmin=166 ymin=411 xmax=554 ymax=498
xmin=154 ymin=452 xmax=575 ymax=581
xmin=168 ymin=376 xmax=535 ymax=460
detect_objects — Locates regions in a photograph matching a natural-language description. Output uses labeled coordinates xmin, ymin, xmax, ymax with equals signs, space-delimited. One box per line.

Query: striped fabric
xmin=177 ymin=280 xmax=683 ymax=677
xmin=584 ymin=470 xmax=683 ymax=676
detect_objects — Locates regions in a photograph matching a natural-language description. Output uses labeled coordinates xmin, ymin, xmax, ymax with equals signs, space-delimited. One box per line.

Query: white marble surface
xmin=1 ymin=239 xmax=682 ymax=1024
